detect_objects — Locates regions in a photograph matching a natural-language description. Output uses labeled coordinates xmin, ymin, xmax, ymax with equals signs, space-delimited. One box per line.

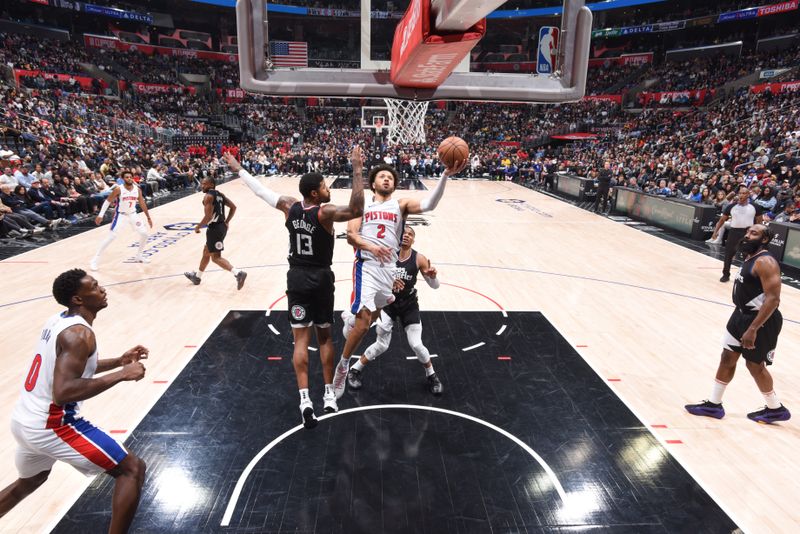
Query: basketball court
xmin=1 ymin=0 xmax=799 ymax=532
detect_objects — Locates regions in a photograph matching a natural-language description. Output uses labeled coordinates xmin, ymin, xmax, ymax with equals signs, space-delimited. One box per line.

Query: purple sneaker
xmin=685 ymin=400 xmax=725 ymax=419
xmin=747 ymin=405 xmax=791 ymax=424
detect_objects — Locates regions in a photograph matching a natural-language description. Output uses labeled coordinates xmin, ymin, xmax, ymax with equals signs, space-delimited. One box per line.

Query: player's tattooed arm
xmin=223 ymin=152 xmax=295 ymax=215
xmin=320 ymin=145 xmax=365 ymax=224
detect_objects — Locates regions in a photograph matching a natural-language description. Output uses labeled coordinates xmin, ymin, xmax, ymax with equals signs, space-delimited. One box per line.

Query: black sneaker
xmin=300 ymin=402 xmax=318 ymax=429
xmin=347 ymin=368 xmax=363 ymax=390
xmin=235 ymin=270 xmax=247 ymax=290
xmin=685 ymin=400 xmax=725 ymax=419
xmin=184 ymin=271 xmax=201 ymax=285
xmin=720 ymin=275 xmax=730 ymax=283
xmin=747 ymin=404 xmax=791 ymax=424
xmin=427 ymin=373 xmax=443 ymax=396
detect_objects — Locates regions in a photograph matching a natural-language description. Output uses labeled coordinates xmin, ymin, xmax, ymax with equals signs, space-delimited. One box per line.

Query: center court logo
xmin=496 ymin=199 xmax=553 ymax=218
xmin=125 ymin=222 xmax=195 ymax=262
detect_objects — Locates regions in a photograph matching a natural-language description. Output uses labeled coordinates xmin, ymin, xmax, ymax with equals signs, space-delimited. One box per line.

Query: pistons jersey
xmin=12 ymin=312 xmax=98 ymax=429
xmin=117 ymin=183 xmax=140 ymax=214
xmin=358 ymin=197 xmax=403 ymax=264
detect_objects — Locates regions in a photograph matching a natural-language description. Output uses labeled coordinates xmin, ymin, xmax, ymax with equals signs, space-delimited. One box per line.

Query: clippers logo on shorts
xmin=291 ymin=305 xmax=307 ymax=321
xmin=767 ymin=350 xmax=775 ymax=364
xmin=537 ymin=26 xmax=559 ymax=75
xmin=214 ymin=241 xmax=223 ymax=250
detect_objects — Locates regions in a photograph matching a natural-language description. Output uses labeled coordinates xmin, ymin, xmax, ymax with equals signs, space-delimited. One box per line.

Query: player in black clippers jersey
xmin=347 ymin=226 xmax=443 ymax=395
xmin=184 ymin=177 xmax=247 ymax=290
xmin=223 ymin=148 xmax=365 ymax=428
xmin=686 ymin=224 xmax=791 ymax=424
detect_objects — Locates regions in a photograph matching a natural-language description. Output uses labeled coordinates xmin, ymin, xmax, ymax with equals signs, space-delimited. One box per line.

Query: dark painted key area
xmin=55 ymin=311 xmax=736 ymax=533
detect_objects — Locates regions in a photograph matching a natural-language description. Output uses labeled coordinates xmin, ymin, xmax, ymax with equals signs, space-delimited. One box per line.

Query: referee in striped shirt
xmin=710 ymin=185 xmax=763 ymax=282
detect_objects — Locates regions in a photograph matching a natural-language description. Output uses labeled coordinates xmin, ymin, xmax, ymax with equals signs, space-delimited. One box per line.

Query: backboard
xmin=235 ymin=0 xmax=592 ymax=103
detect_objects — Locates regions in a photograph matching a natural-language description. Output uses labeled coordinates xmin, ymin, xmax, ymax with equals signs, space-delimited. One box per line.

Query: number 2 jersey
xmin=358 ymin=197 xmax=403 ymax=264
xmin=286 ymin=201 xmax=334 ymax=268
xmin=12 ymin=312 xmax=99 ymax=429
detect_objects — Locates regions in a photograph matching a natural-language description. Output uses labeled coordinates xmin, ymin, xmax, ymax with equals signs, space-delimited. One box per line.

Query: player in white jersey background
xmin=0 ymin=268 xmax=148 ymax=533
xmin=333 ymin=156 xmax=467 ymax=398
xmin=90 ymin=170 xmax=153 ymax=271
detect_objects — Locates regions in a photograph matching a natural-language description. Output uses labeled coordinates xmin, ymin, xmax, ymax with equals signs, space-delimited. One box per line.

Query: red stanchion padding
xmin=390 ymin=0 xmax=486 ymax=89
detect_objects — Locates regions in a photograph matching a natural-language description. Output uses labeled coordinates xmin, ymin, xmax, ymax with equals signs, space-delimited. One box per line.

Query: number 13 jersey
xmin=286 ymin=201 xmax=334 ymax=268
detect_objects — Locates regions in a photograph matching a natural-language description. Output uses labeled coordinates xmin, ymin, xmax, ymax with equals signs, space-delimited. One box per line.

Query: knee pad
xmin=405 ymin=324 xmax=430 ymax=364
xmin=364 ymin=330 xmax=391 ymax=361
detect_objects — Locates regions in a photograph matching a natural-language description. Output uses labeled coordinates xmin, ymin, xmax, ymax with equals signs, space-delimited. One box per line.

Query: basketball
xmin=437 ymin=136 xmax=469 ymax=168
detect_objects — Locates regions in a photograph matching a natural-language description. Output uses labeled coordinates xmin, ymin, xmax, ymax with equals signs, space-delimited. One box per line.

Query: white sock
xmin=196 ymin=270 xmax=203 ymax=279
xmin=425 ymin=365 xmax=435 ymax=377
xmin=709 ymin=379 xmax=728 ymax=404
xmin=232 ymin=268 xmax=241 ymax=275
xmin=352 ymin=359 xmax=364 ymax=371
xmin=299 ymin=388 xmax=310 ymax=404
xmin=324 ymin=384 xmax=333 ymax=397
xmin=763 ymin=390 xmax=781 ymax=409
xmin=339 ymin=355 xmax=350 ymax=366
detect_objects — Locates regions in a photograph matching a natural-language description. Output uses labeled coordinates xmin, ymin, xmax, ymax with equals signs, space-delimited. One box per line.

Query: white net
xmin=384 ymin=98 xmax=429 ymax=146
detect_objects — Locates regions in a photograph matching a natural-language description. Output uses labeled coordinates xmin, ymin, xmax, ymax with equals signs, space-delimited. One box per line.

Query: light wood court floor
xmin=0 ymin=177 xmax=798 ymax=533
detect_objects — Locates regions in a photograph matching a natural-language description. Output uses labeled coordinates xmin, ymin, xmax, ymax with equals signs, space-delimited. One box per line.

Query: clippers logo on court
xmin=496 ymin=199 xmax=553 ymax=218
xmin=124 ymin=222 xmax=194 ymax=262
xmin=291 ymin=305 xmax=307 ymax=321
xmin=537 ymin=26 xmax=559 ymax=75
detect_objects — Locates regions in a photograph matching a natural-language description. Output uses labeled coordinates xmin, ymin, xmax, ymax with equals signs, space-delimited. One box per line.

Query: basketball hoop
xmin=384 ymin=98 xmax=429 ymax=146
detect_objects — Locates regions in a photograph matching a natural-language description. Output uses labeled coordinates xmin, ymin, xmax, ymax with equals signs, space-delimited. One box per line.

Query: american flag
xmin=269 ymin=41 xmax=308 ymax=68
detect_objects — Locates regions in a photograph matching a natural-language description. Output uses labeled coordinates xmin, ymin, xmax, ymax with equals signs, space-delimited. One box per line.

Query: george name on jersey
xmin=364 ymin=211 xmax=398 ymax=223
xmin=292 ymin=219 xmax=315 ymax=233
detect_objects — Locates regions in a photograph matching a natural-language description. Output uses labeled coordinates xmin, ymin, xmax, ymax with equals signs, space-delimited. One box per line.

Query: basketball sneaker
xmin=333 ymin=359 xmax=349 ymax=399
xmin=747 ymin=404 xmax=791 ymax=424
xmin=184 ymin=271 xmax=201 ymax=285
xmin=347 ymin=368 xmax=363 ymax=390
xmin=427 ymin=373 xmax=443 ymax=396
xmin=300 ymin=401 xmax=317 ymax=429
xmin=323 ymin=392 xmax=338 ymax=414
xmin=684 ymin=400 xmax=725 ymax=419
xmin=235 ymin=270 xmax=247 ymax=290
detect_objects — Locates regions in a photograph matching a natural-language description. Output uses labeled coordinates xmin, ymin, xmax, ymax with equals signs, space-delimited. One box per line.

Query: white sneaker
xmin=89 ymin=258 xmax=98 ymax=271
xmin=333 ymin=359 xmax=349 ymax=399
xmin=323 ymin=393 xmax=338 ymax=413
xmin=300 ymin=401 xmax=317 ymax=429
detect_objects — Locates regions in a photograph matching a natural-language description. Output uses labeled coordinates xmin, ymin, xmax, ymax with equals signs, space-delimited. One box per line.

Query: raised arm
xmin=401 ymin=157 xmax=468 ymax=216
xmin=52 ymin=326 xmax=145 ymax=405
xmin=318 ymin=145 xmax=365 ymax=225
xmin=223 ymin=152 xmax=295 ymax=216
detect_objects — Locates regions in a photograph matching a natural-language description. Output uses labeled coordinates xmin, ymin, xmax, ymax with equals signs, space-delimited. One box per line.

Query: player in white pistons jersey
xmin=333 ymin=155 xmax=467 ymax=399
xmin=89 ymin=170 xmax=153 ymax=271
xmin=0 ymin=269 xmax=148 ymax=533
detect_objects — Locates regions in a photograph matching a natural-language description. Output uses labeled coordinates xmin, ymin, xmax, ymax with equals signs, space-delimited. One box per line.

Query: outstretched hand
xmin=443 ymin=158 xmax=468 ymax=177
xmin=223 ymin=152 xmax=242 ymax=173
xmin=120 ymin=345 xmax=149 ymax=366
xmin=351 ymin=145 xmax=364 ymax=171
